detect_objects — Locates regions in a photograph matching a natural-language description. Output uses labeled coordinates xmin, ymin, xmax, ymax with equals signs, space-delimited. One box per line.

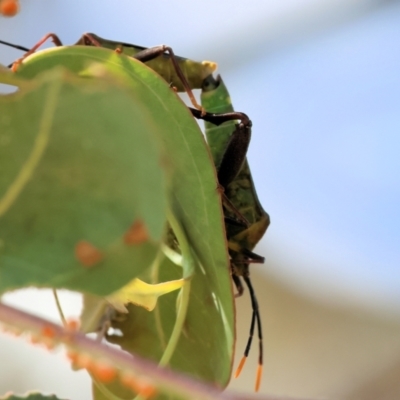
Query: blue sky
xmin=1 ymin=0 xmax=399 ymax=315
xmin=237 ymin=3 xmax=400 ymax=311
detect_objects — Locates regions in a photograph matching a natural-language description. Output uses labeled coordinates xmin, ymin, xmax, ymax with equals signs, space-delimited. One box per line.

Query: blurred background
xmin=1 ymin=0 xmax=400 ymax=399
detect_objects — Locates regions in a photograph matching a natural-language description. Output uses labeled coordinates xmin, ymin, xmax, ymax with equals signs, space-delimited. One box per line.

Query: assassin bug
xmin=1 ymin=35 xmax=270 ymax=391
xmin=191 ymin=75 xmax=270 ymax=392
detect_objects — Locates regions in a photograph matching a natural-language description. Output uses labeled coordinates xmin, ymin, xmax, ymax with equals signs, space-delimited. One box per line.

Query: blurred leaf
xmin=0 ymin=394 xmax=67 ymax=400
xmin=107 ymin=255 xmax=234 ymax=397
xmin=0 ymin=67 xmax=166 ymax=295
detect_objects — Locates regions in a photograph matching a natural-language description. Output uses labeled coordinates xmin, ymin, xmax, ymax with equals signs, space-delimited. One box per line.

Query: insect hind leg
xmin=241 ymin=248 xmax=265 ymax=264
xmin=234 ymin=274 xmax=263 ymax=392
xmin=232 ymin=273 xmax=244 ymax=297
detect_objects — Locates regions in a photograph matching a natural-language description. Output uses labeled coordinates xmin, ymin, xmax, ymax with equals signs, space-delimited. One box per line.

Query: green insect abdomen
xmin=201 ymin=76 xmax=269 ymax=253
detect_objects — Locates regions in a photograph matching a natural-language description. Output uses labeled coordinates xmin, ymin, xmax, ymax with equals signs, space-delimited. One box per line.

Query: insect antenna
xmin=0 ymin=39 xmax=29 ymax=52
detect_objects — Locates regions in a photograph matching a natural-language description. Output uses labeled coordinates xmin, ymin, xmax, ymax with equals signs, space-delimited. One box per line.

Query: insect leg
xmin=233 ymin=257 xmax=263 ymax=391
xmin=240 ymin=248 xmax=265 ymax=264
xmin=190 ymin=107 xmax=253 ymax=225
xmin=136 ymin=45 xmax=206 ymax=113
xmin=189 ymin=107 xmax=251 ymax=189
xmin=224 ymin=216 xmax=248 ymax=228
xmin=234 ymin=292 xmax=256 ymax=377
xmin=10 ymin=33 xmax=63 ymax=71
xmin=231 ymin=273 xmax=244 ymax=297
xmin=241 ymin=274 xmax=263 ymax=392
xmin=79 ymin=33 xmax=205 ymax=113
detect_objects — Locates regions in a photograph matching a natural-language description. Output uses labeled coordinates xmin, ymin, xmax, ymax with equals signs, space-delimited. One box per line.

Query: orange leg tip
xmin=234 ymin=356 xmax=247 ymax=378
xmin=11 ymin=61 xmax=20 ymax=72
xmin=255 ymin=364 xmax=263 ymax=392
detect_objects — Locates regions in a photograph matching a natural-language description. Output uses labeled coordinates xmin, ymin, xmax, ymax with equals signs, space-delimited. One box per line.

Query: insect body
xmin=80 ymin=41 xmax=272 ymax=383
xmin=76 ymin=33 xmax=216 ymax=93
xmin=199 ymin=74 xmax=270 ymax=392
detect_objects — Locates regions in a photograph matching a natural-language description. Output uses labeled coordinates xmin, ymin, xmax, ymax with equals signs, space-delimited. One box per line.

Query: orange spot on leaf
xmin=29 ymin=334 xmax=41 ymax=345
xmin=75 ymin=241 xmax=103 ymax=267
xmin=91 ymin=359 xmax=117 ymax=383
xmin=41 ymin=325 xmax=56 ymax=339
xmin=76 ymin=353 xmax=94 ymax=370
xmin=124 ymin=220 xmax=149 ymax=245
xmin=66 ymin=318 xmax=80 ymax=331
xmin=41 ymin=325 xmax=58 ymax=348
xmin=43 ymin=341 xmax=57 ymax=351
xmin=66 ymin=349 xmax=79 ymax=364
xmin=137 ymin=384 xmax=157 ymax=399
xmin=1 ymin=325 xmax=22 ymax=336
xmin=120 ymin=373 xmax=157 ymax=398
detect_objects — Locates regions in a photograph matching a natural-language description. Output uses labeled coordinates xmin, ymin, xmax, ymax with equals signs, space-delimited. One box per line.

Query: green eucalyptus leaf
xmin=0 ymin=66 xmax=166 ymax=295
xmin=2 ymin=46 xmax=235 ymax=389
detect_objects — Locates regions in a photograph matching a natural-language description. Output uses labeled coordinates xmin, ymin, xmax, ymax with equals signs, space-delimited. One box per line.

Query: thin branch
xmin=0 ymin=302 xmax=316 ymax=400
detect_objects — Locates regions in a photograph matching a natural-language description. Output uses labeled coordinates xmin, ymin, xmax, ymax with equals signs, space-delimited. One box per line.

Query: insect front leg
xmin=190 ymin=107 xmax=253 ymax=226
xmin=189 ymin=107 xmax=252 ymax=189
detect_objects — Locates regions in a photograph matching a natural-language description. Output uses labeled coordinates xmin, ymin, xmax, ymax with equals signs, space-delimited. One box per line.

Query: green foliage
xmin=107 ymin=256 xmax=234 ymax=392
xmin=0 ymin=394 xmax=67 ymax=400
xmin=0 ymin=45 xmax=234 ymax=398
xmin=0 ymin=63 xmax=166 ymax=295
